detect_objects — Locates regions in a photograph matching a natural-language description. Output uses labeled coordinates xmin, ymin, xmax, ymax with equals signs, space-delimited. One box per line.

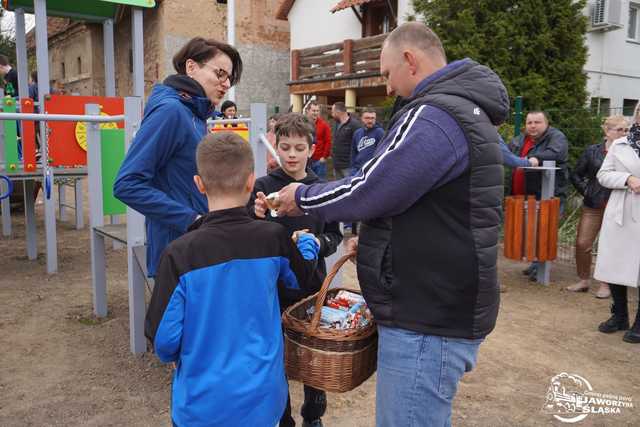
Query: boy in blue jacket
xmin=146 ymin=132 xmax=320 ymax=427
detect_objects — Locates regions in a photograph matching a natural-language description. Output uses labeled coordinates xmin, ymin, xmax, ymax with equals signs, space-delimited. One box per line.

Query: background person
xmin=330 ymin=102 xmax=361 ymax=179
xmin=509 ymin=111 xmax=569 ymax=281
xmin=350 ymin=108 xmax=384 ymax=175
xmin=114 ymin=37 xmax=242 ymax=277
xmin=220 ymin=99 xmax=237 ymax=119
xmin=305 ymin=100 xmax=331 ymax=180
xmin=594 ymin=122 xmax=640 ymax=343
xmin=568 ymin=115 xmax=629 ymax=297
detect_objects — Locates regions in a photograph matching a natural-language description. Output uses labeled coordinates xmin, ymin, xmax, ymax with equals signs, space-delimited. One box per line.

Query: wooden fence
xmin=291 ymin=33 xmax=387 ymax=82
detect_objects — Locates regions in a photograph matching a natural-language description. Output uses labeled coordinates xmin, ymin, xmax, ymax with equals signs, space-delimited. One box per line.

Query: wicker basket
xmin=282 ymin=254 xmax=378 ymax=393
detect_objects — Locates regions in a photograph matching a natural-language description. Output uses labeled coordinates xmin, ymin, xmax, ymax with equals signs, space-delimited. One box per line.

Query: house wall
xmin=47 ymin=24 xmax=98 ymax=95
xmin=288 ymin=0 xmax=361 ymax=50
xmin=160 ymin=0 xmax=291 ymax=113
xmin=584 ymin=0 xmax=640 ymax=113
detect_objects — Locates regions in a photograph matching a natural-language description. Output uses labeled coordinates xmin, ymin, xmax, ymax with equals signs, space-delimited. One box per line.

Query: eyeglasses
xmin=200 ymin=62 xmax=231 ymax=83
xmin=609 ymin=127 xmax=629 ymax=133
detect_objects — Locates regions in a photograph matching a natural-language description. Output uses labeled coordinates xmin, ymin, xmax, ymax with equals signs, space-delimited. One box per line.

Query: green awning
xmin=2 ymin=0 xmax=156 ymax=21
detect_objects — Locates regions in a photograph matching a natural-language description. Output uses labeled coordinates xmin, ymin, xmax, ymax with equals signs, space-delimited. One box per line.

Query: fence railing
xmin=291 ymin=33 xmax=388 ymax=82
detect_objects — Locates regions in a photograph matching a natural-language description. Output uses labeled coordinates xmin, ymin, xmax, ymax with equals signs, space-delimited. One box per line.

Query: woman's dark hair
xmin=172 ymin=37 xmax=243 ymax=86
xmin=220 ymin=100 xmax=237 ymax=114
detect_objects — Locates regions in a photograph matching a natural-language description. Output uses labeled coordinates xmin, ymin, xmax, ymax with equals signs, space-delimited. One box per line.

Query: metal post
xmin=23 ymin=179 xmax=37 ymax=259
xmin=104 ymin=18 xmax=122 ymax=248
xmin=124 ymin=97 xmax=147 ymax=354
xmin=74 ymin=179 xmax=84 ymax=230
xmin=0 ymin=176 xmax=10 ymax=237
xmin=58 ymin=182 xmax=66 ymax=221
xmin=227 ymin=0 xmax=236 ymax=102
xmin=514 ymin=96 xmax=523 ymax=137
xmin=0 ymin=94 xmax=10 ymax=237
xmin=131 ymin=9 xmax=145 ymax=99
xmin=103 ymin=19 xmax=116 ymax=97
xmin=536 ymin=160 xmax=557 ymax=285
xmin=15 ymin=9 xmax=29 ymax=99
xmin=250 ymin=103 xmax=267 ymax=178
xmin=87 ymin=104 xmax=107 ymax=316
xmin=34 ymin=0 xmax=57 ymax=273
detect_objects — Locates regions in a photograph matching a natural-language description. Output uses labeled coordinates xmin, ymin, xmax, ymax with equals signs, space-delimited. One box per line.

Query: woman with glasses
xmin=114 ymin=37 xmax=242 ymax=279
xmin=593 ymin=112 xmax=640 ymax=343
xmin=568 ymin=115 xmax=630 ymax=297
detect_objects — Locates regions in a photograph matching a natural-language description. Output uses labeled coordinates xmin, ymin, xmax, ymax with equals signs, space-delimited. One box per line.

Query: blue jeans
xmin=310 ymin=159 xmax=327 ymax=180
xmin=376 ymin=325 xmax=483 ymax=427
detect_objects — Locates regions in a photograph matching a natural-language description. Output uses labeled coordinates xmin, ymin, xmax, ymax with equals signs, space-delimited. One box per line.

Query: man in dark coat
xmin=269 ymin=22 xmax=508 ymax=425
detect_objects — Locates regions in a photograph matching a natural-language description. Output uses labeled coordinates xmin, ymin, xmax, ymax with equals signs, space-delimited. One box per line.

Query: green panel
xmin=2 ymin=97 xmax=20 ymax=171
xmin=5 ymin=0 xmax=155 ymax=20
xmin=100 ymin=128 xmax=126 ymax=216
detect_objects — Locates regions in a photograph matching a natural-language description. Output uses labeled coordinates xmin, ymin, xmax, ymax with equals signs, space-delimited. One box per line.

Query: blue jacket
xmin=113 ymin=83 xmax=211 ymax=276
xmin=499 ymin=135 xmax=529 ymax=168
xmin=351 ymin=123 xmax=384 ymax=172
xmin=146 ymin=208 xmax=319 ymax=427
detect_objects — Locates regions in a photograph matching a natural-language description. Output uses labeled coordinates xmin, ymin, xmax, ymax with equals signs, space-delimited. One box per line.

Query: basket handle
xmin=308 ymin=251 xmax=356 ymax=332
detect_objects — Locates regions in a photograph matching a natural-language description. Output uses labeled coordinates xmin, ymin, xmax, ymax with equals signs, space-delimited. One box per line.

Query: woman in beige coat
xmin=594 ymin=117 xmax=640 ymax=343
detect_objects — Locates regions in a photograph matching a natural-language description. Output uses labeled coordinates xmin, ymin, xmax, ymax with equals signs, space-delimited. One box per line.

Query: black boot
xmin=598 ymin=311 xmax=629 ymax=333
xmin=599 ymin=285 xmax=630 ymax=333
xmin=623 ymin=312 xmax=640 ymax=343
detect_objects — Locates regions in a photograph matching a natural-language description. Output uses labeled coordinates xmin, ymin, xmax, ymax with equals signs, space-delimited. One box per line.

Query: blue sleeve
xmin=500 ymin=137 xmax=529 ymax=168
xmin=350 ymin=129 xmax=361 ymax=169
xmin=154 ymin=281 xmax=185 ymax=363
xmin=295 ymin=105 xmax=469 ymax=223
xmin=113 ymin=102 xmax=198 ymax=233
xmin=278 ymin=234 xmax=319 ymax=290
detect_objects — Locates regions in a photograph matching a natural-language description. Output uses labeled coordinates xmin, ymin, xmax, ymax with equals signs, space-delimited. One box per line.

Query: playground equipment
xmin=0 ymin=0 xmax=155 ymax=274
xmin=503 ymin=161 xmax=561 ymax=285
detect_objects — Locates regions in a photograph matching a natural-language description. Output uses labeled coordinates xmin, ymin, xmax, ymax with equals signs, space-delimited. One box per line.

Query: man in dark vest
xmin=268 ymin=22 xmax=507 ymax=425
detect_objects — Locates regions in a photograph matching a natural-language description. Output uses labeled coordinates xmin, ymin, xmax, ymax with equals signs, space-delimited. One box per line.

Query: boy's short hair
xmin=274 ymin=113 xmax=314 ymax=148
xmin=196 ymin=132 xmax=254 ymax=195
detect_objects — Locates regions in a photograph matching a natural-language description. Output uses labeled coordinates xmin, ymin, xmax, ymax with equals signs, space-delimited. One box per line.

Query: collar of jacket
xmin=268 ymin=166 xmax=319 ymax=184
xmin=187 ymin=206 xmax=249 ymax=231
xmin=163 ymin=74 xmax=214 ymax=121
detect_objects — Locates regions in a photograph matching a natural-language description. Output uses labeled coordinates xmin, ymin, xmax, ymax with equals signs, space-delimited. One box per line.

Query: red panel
xmin=20 ymin=98 xmax=37 ymax=172
xmin=44 ymin=95 xmax=124 ymax=167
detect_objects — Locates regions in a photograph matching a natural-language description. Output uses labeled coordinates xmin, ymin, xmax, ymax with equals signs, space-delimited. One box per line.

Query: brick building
xmin=27 ymin=0 xmax=291 ymax=113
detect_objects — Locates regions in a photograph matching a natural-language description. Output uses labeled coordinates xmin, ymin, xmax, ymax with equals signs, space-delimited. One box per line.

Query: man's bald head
xmin=383 ymin=22 xmax=447 ymax=64
xmin=380 ymin=23 xmax=448 ymax=97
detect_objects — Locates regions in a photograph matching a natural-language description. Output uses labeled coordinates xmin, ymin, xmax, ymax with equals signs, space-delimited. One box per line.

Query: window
xmin=590 ymin=97 xmax=611 ymax=116
xmin=77 ymin=57 xmax=81 ymax=75
xmin=61 ymin=62 xmax=65 ymax=79
xmin=629 ymin=3 xmax=639 ymax=41
xmin=623 ymin=98 xmax=639 ymax=116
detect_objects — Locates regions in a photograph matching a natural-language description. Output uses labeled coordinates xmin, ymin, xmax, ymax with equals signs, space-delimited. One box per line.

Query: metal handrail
xmin=0 ymin=112 xmax=125 ymax=122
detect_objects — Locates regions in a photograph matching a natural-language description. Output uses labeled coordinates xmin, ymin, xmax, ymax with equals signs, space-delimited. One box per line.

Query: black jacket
xmin=570 ymin=141 xmax=610 ymax=208
xmin=509 ymin=127 xmax=569 ymax=199
xmin=357 ymin=59 xmax=507 ymax=339
xmin=248 ymin=168 xmax=343 ymax=308
xmin=331 ymin=115 xmax=362 ymax=169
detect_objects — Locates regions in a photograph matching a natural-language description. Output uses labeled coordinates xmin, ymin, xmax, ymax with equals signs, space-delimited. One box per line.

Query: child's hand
xmin=292 ymin=229 xmax=320 ymax=247
xmin=254 ymin=192 xmax=268 ymax=218
xmin=291 ymin=229 xmax=310 ymax=243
